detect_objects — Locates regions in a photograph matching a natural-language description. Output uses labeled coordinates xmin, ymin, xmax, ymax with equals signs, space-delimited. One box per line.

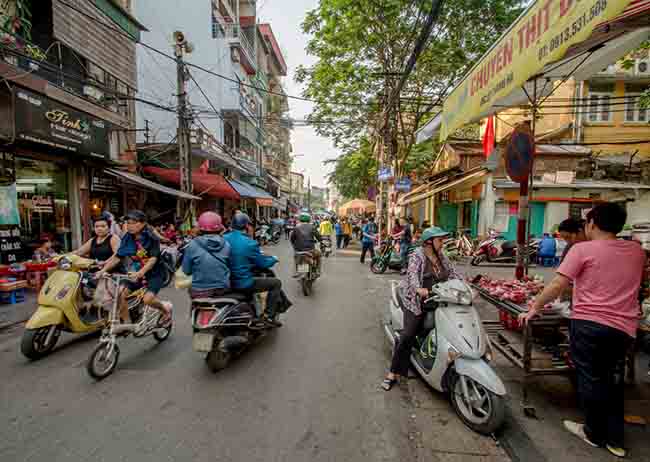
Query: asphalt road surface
xmin=0 ymin=240 xmax=507 ymax=462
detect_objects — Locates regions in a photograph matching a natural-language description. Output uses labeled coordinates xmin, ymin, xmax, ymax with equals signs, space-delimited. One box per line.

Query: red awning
xmin=143 ymin=167 xmax=240 ymax=201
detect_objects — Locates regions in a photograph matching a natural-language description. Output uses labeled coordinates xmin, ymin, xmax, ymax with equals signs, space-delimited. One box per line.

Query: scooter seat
xmin=192 ymin=293 xmax=249 ymax=305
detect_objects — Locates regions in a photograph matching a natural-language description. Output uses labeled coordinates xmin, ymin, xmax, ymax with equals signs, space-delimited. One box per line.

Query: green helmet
xmin=299 ymin=213 xmax=311 ymax=223
xmin=420 ymin=226 xmax=450 ymax=244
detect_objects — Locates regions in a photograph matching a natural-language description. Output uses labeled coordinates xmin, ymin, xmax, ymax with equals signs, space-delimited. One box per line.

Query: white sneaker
xmin=563 ymin=420 xmax=599 ymax=448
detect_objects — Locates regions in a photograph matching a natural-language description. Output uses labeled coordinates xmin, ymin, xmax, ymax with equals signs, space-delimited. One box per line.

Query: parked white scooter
xmin=384 ymin=279 xmax=506 ymax=435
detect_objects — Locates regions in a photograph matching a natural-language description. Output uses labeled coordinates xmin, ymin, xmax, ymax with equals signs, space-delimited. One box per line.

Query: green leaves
xmin=300 ymin=0 xmax=524 ymax=174
xmin=327 ymin=138 xmax=378 ymax=200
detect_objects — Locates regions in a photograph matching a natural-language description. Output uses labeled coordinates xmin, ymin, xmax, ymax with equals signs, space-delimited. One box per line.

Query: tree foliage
xmin=297 ymin=0 xmax=524 ymax=176
xmin=326 ymin=138 xmax=377 ymax=200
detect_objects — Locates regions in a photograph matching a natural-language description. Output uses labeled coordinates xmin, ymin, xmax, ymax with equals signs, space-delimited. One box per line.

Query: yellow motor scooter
xmin=21 ymin=255 xmax=106 ymax=359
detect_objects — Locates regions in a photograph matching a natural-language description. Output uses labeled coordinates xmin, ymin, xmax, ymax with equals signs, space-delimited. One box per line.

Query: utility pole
xmin=174 ymin=31 xmax=193 ymax=223
xmin=307 ymin=177 xmax=311 ymax=212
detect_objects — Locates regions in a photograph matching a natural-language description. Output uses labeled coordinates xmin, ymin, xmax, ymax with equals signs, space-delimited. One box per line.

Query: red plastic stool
xmin=26 ymin=271 xmax=48 ymax=291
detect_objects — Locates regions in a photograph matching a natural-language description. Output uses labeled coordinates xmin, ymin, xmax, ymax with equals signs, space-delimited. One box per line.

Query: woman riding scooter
xmin=73 ymin=213 xmax=120 ymax=263
xmin=382 ymin=227 xmax=460 ymax=391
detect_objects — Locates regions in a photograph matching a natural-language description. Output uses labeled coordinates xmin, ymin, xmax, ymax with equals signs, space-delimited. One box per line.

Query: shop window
xmin=15 ymin=158 xmax=71 ymax=257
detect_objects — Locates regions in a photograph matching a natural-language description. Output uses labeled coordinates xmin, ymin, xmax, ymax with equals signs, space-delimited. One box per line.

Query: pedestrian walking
xmin=520 ymin=203 xmax=645 ymax=458
xmin=360 ymin=217 xmax=377 ymax=264
xmin=335 ymin=220 xmax=343 ymax=249
xmin=342 ymin=218 xmax=352 ymax=248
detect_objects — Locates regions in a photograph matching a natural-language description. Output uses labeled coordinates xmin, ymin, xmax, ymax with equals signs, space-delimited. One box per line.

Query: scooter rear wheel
xmin=87 ymin=342 xmax=120 ymax=380
xmin=450 ymin=374 xmax=505 ymax=435
xmin=206 ymin=349 xmax=231 ymax=372
xmin=301 ymin=278 xmax=312 ymax=296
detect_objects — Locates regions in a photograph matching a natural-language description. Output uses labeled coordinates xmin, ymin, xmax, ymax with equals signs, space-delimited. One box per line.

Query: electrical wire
xmin=53 ymin=0 xmax=388 ymax=108
xmin=0 ymin=43 xmax=178 ymax=114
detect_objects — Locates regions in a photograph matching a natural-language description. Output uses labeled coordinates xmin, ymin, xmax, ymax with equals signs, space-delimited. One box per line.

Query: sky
xmin=257 ymin=0 xmax=341 ymax=188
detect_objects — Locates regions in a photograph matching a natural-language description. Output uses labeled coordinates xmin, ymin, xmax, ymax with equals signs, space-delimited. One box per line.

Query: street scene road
xmin=0 ymin=240 xmax=507 ymax=462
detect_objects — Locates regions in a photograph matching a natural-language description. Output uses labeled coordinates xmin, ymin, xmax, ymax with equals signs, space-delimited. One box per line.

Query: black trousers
xmin=336 ymin=234 xmax=344 ymax=249
xmin=241 ymin=277 xmax=282 ymax=317
xmin=360 ymin=242 xmax=375 ymax=263
xmin=390 ymin=309 xmax=424 ymax=376
xmin=570 ymin=319 xmax=631 ymax=447
xmin=343 ymin=235 xmax=351 ymax=248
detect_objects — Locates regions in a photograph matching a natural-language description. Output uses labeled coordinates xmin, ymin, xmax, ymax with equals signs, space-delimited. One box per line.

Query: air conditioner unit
xmin=636 ymin=59 xmax=650 ymax=76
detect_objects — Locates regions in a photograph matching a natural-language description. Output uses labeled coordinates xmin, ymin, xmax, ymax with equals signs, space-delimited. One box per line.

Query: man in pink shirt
xmin=520 ymin=203 xmax=645 ymax=458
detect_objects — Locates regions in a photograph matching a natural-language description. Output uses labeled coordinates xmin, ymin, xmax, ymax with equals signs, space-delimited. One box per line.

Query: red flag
xmin=199 ymin=159 xmax=209 ymax=174
xmin=483 ymin=116 xmax=495 ymax=159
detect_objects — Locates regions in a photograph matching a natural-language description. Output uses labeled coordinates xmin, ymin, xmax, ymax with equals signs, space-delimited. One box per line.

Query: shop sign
xmin=0 ymin=227 xmax=23 ymax=264
xmin=256 ymin=198 xmax=273 ymax=207
xmin=395 ymin=178 xmax=412 ymax=192
xmin=440 ymin=0 xmax=633 ymax=140
xmin=14 ymin=89 xmax=110 ymax=159
xmin=377 ymin=167 xmax=394 ymax=182
xmin=91 ymin=172 xmax=120 ymax=193
xmin=32 ymin=195 xmax=54 ymax=213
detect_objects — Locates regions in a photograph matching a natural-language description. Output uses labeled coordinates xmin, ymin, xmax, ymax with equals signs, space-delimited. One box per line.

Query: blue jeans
xmin=360 ymin=241 xmax=374 ymax=263
xmin=400 ymin=242 xmax=410 ymax=269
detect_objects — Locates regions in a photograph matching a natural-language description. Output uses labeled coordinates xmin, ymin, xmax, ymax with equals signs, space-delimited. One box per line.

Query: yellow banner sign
xmin=440 ymin=0 xmax=633 ymax=141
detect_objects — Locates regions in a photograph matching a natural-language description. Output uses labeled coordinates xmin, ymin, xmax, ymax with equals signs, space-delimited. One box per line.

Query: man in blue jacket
xmin=224 ymin=213 xmax=284 ymax=327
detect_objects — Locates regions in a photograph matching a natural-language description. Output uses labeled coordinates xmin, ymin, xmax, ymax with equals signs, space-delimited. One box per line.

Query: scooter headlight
xmin=58 ymin=257 xmax=72 ymax=271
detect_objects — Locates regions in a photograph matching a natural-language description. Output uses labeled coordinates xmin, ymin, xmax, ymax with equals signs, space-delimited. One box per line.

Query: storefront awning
xmin=399 ymin=169 xmax=489 ymax=206
xmin=227 ymin=178 xmax=274 ymax=201
xmin=105 ymin=168 xmax=200 ymax=200
xmin=416 ymin=0 xmax=649 ymax=142
xmin=142 ymin=167 xmax=240 ymax=201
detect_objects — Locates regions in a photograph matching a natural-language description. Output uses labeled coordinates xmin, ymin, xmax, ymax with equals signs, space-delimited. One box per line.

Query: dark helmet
xmin=125 ymin=210 xmax=147 ymax=222
xmin=231 ymin=212 xmax=251 ymax=230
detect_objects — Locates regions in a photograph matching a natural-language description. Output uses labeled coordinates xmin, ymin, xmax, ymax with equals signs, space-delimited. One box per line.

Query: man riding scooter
xmin=290 ymin=213 xmax=322 ymax=276
xmin=224 ymin=213 xmax=286 ymax=327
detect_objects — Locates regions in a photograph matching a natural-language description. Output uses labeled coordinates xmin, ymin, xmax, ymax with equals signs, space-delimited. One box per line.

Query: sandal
xmin=382 ymin=378 xmax=398 ymax=391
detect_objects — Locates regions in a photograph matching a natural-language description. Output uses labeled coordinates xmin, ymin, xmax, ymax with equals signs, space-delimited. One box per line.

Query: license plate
xmin=192 ymin=333 xmax=214 ymax=352
xmin=297 ymin=264 xmax=310 ymax=273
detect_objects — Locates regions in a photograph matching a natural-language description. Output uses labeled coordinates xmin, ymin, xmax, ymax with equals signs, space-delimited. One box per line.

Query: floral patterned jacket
xmin=399 ymin=247 xmax=461 ymax=316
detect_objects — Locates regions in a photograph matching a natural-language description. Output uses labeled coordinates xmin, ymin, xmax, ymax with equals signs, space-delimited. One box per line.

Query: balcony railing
xmin=0 ymin=36 xmax=127 ymax=117
xmin=220 ymin=24 xmax=256 ymax=74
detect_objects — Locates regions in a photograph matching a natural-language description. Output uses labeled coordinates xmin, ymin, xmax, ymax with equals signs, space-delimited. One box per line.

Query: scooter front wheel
xmin=21 ymin=325 xmax=61 ymax=360
xmin=470 ymin=255 xmax=486 ymax=266
xmin=370 ymin=260 xmax=387 ymax=274
xmin=87 ymin=342 xmax=120 ymax=380
xmin=450 ymin=374 xmax=505 ymax=435
xmin=153 ymin=321 xmax=172 ymax=342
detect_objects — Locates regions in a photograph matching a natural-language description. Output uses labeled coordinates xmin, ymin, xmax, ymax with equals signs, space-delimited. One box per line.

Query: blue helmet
xmin=231 ymin=212 xmax=251 ymax=230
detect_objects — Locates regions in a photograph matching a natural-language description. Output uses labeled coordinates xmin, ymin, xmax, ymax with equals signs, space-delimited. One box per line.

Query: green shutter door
xmin=437 ymin=204 xmax=458 ymax=234
xmin=529 ymin=202 xmax=546 ymax=238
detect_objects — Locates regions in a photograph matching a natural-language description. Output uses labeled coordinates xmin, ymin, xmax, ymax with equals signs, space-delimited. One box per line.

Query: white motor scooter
xmin=384 ymin=279 xmax=506 ymax=435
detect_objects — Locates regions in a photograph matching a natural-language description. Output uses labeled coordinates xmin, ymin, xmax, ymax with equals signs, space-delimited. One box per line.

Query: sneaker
xmin=606 ymin=445 xmax=626 ymax=458
xmin=563 ymin=421 xmax=599 ymax=448
xmin=265 ymin=318 xmax=283 ymax=328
